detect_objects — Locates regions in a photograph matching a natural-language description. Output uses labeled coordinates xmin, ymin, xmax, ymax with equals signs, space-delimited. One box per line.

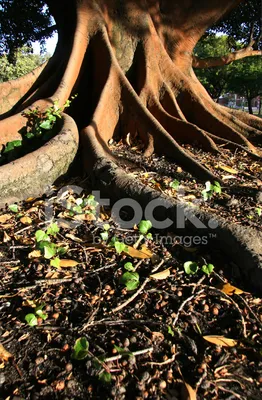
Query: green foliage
xmin=120 ymin=271 xmax=140 ymax=291
xmin=98 ymin=371 xmax=112 ymax=384
xmin=167 ymin=326 xmax=175 ymax=337
xmin=72 ymin=337 xmax=89 ymax=360
xmin=202 ymin=264 xmax=215 ymax=275
xmin=8 ymin=204 xmax=19 ymax=213
xmin=0 ymin=96 xmax=76 ymax=166
xmin=138 ymin=220 xmax=152 ymax=235
xmin=169 ymin=180 xmax=180 ymax=190
xmin=0 ymin=1 xmax=53 ymax=64
xmin=25 ymin=303 xmax=47 ymax=326
xmin=202 ymin=181 xmax=221 ymax=201
xmin=227 ymin=57 xmax=262 ymax=105
xmin=194 ymin=36 xmax=236 ymax=99
xmin=25 ymin=313 xmax=38 ymax=327
xmin=110 ymin=237 xmax=128 ymax=254
xmin=124 ymin=262 xmax=135 ymax=272
xmin=34 ymin=223 xmax=67 ymax=264
xmin=256 ymin=208 xmax=262 ymax=217
xmin=100 ymin=223 xmax=111 ymax=241
xmin=184 ymin=261 xmax=199 ymax=275
xmin=184 ymin=261 xmax=215 ymax=276
xmin=0 ymin=47 xmax=48 ymax=81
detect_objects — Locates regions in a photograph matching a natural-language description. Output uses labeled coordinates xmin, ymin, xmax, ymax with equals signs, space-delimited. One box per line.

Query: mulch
xmin=0 ymin=142 xmax=261 ymax=400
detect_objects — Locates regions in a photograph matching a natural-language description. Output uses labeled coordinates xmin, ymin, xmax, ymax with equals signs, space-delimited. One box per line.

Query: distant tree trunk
xmin=247 ymin=94 xmax=253 ymax=115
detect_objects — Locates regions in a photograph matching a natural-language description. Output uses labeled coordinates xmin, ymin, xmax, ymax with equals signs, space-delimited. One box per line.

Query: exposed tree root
xmin=0 ymin=0 xmax=261 ymax=291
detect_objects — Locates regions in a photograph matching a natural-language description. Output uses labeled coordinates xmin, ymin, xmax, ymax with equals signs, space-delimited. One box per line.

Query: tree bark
xmin=0 ymin=0 xmax=262 ymax=288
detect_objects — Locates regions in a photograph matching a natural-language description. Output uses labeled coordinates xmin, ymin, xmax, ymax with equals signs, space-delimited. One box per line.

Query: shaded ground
xmin=0 ymin=146 xmax=261 ymax=400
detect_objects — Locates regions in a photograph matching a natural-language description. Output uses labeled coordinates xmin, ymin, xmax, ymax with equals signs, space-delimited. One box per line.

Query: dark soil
xmin=0 ymin=144 xmax=261 ymax=400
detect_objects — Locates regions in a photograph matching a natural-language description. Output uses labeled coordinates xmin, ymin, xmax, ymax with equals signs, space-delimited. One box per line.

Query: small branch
xmin=193 ymin=48 xmax=262 ymax=69
xmin=104 ymin=347 xmax=153 ymax=363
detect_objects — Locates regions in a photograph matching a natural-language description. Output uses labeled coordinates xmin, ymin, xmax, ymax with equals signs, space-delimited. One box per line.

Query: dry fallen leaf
xmin=203 ymin=335 xmax=238 ymax=347
xmin=218 ymin=282 xmax=247 ymax=296
xmin=3 ymin=231 xmax=11 ymax=242
xmin=218 ymin=165 xmax=238 ymax=174
xmin=74 ymin=214 xmax=96 ymax=222
xmin=20 ymin=216 xmax=32 ymax=225
xmin=0 ymin=343 xmax=13 ymax=362
xmin=150 ymin=268 xmax=171 ymax=280
xmin=181 ymin=382 xmax=197 ymax=400
xmin=125 ymin=245 xmax=153 ymax=259
xmin=65 ymin=233 xmax=83 ymax=243
xmin=28 ymin=250 xmax=41 ymax=259
xmin=59 ymin=259 xmax=80 ymax=268
xmin=0 ymin=214 xmax=12 ymax=224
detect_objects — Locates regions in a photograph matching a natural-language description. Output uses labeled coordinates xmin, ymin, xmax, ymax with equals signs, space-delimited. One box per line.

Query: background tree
xmin=0 ymin=46 xmax=48 ymax=82
xmin=227 ymin=57 xmax=262 ymax=114
xmin=0 ymin=0 xmax=55 ymax=64
xmin=194 ymin=35 xmax=235 ymax=100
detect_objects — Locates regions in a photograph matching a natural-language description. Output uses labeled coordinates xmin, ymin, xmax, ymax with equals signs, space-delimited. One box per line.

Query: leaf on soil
xmin=203 ymin=335 xmax=238 ymax=347
xmin=125 ymin=245 xmax=153 ymax=259
xmin=59 ymin=259 xmax=80 ymax=268
xmin=72 ymin=337 xmax=89 ymax=360
xmin=150 ymin=268 xmax=171 ymax=280
xmin=3 ymin=231 xmax=11 ymax=242
xmin=0 ymin=343 xmax=13 ymax=362
xmin=20 ymin=216 xmax=32 ymax=225
xmin=0 ymin=214 xmax=12 ymax=224
xmin=218 ymin=282 xmax=247 ymax=295
xmin=74 ymin=213 xmax=96 ymax=221
xmin=218 ymin=165 xmax=238 ymax=174
xmin=181 ymin=382 xmax=197 ymax=400
xmin=28 ymin=250 xmax=42 ymax=259
xmin=65 ymin=233 xmax=83 ymax=243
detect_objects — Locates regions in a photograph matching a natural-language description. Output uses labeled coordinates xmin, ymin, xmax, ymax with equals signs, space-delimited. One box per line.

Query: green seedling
xmin=120 ymin=271 xmax=140 ymax=291
xmin=34 ymin=223 xmax=67 ymax=264
xmin=100 ymin=223 xmax=110 ymax=241
xmin=138 ymin=220 xmax=152 ymax=235
xmin=169 ymin=179 xmax=180 ymax=190
xmin=8 ymin=204 xmax=19 ymax=213
xmin=184 ymin=261 xmax=199 ymax=275
xmin=256 ymin=208 xmax=261 ymax=217
xmin=202 ymin=181 xmax=222 ymax=201
xmin=72 ymin=337 xmax=89 ymax=360
xmin=25 ymin=303 xmax=47 ymax=326
xmin=202 ymin=264 xmax=214 ymax=275
xmin=109 ymin=237 xmax=128 ymax=254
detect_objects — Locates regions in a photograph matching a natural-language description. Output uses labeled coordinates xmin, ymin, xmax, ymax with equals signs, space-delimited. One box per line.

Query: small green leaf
xmin=8 ymin=204 xmax=19 ymax=213
xmin=72 ymin=337 xmax=89 ymax=360
xmin=3 ymin=140 xmax=22 ymax=153
xmin=256 ymin=208 xmax=262 ymax=217
xmin=146 ymin=233 xmax=153 ymax=240
xmin=168 ymin=326 xmax=175 ymax=337
xmin=113 ymin=345 xmax=132 ymax=356
xmin=170 ymin=179 xmax=180 ymax=190
xmin=43 ymin=243 xmax=57 ymax=259
xmin=184 ymin=261 xmax=199 ymax=275
xmin=75 ymin=198 xmax=84 ymax=206
xmin=57 ymin=247 xmax=67 ymax=256
xmin=99 ymin=371 xmax=112 ymax=384
xmin=213 ymin=181 xmax=222 ymax=194
xmin=121 ymin=271 xmax=140 ymax=291
xmin=50 ymin=257 xmax=60 ymax=268
xmin=138 ymin=220 xmax=152 ymax=235
xmin=114 ymin=241 xmax=128 ymax=254
xmin=46 ymin=223 xmax=59 ymax=236
xmin=124 ymin=262 xmax=135 ymax=272
xmin=72 ymin=205 xmax=83 ymax=214
xmin=39 ymin=119 xmax=52 ymax=130
xmin=103 ymin=224 xmax=110 ymax=231
xmin=35 ymin=309 xmax=48 ymax=320
xmin=25 ymin=313 xmax=38 ymax=327
xmin=35 ymin=230 xmax=49 ymax=242
xmin=100 ymin=231 xmax=109 ymax=241
xmin=202 ymin=264 xmax=214 ymax=275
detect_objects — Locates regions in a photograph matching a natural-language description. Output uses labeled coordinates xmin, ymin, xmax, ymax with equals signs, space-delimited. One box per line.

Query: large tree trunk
xmin=0 ymin=0 xmax=262 ymax=289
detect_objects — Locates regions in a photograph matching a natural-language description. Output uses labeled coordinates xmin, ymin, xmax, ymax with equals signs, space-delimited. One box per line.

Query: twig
xmin=111 ymin=260 xmax=165 ymax=313
xmin=143 ymin=354 xmax=176 ymax=366
xmin=173 ymin=289 xmax=205 ymax=327
xmin=234 ymin=293 xmax=262 ymax=328
xmin=104 ymin=347 xmax=153 ymax=363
